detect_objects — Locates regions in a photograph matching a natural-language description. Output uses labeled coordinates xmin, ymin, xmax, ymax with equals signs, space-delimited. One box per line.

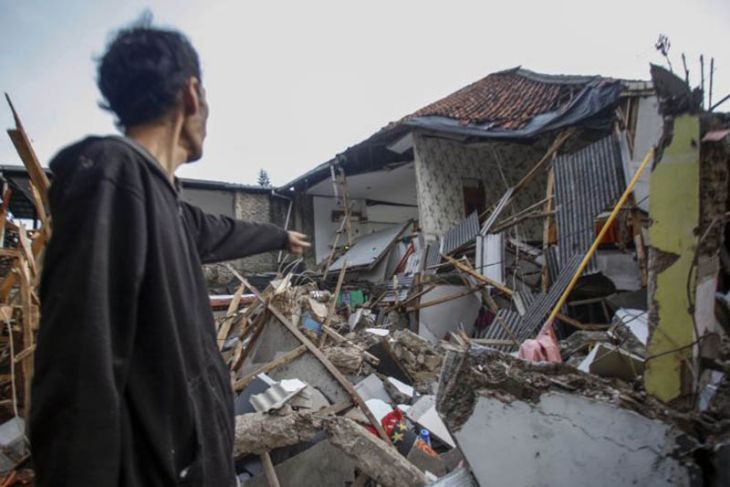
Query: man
xmin=29 ymin=21 xmax=309 ymax=486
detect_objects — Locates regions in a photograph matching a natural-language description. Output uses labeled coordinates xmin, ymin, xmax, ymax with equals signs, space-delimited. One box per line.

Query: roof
xmin=405 ymin=68 xmax=598 ymax=130
xmin=284 ymin=67 xmax=630 ymax=191
xmin=0 ymin=164 xmax=273 ymax=219
xmin=180 ymin=177 xmax=272 ymax=194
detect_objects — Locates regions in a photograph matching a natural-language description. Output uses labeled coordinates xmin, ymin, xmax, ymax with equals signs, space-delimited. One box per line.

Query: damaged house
xmin=285 ymin=67 xmax=662 ymax=342
xmin=1 ymin=63 xmax=729 ymax=486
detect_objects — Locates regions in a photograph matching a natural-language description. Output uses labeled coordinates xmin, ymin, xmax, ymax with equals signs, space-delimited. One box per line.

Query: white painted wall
xmin=622 ymin=95 xmax=663 ymax=212
xmin=312 ymin=196 xmax=418 ymax=264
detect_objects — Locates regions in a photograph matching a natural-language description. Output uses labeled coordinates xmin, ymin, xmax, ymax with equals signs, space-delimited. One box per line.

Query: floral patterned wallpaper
xmin=413 ymin=131 xmax=548 ymax=241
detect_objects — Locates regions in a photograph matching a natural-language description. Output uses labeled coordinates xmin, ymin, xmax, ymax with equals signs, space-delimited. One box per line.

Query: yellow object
xmin=644 ymin=115 xmax=699 ymax=402
xmin=544 ymin=146 xmax=656 ymax=328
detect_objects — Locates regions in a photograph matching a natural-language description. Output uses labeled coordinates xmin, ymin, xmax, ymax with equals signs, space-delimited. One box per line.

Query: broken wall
xmin=621 ymin=95 xmax=663 ymax=212
xmin=412 ymin=131 xmax=546 ymax=239
xmin=312 ymin=196 xmax=418 ymax=264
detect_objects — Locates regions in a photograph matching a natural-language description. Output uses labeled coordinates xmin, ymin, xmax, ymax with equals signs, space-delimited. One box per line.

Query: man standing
xmin=29 ymin=21 xmax=309 ymax=486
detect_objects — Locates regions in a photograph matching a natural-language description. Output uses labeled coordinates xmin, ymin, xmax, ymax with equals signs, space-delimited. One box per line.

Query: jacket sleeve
xmin=30 ymin=171 xmax=147 ymax=486
xmin=180 ymin=201 xmax=289 ymax=264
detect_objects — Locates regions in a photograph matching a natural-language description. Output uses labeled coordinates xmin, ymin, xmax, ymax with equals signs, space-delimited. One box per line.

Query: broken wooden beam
xmin=224 ymin=265 xmax=393 ymax=446
xmin=233 ymin=345 xmax=307 ymax=392
xmin=260 ymin=451 xmax=281 ymax=487
xmin=234 ymin=412 xmax=428 ymax=487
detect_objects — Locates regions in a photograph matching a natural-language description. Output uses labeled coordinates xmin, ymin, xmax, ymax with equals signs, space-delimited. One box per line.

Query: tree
xmin=257 ymin=169 xmax=271 ymax=187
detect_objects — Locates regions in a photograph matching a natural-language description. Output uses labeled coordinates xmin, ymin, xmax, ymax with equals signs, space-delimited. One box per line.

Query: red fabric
xmin=518 ymin=321 xmax=562 ymax=363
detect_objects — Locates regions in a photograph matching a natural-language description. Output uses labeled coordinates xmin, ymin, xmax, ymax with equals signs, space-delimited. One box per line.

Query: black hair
xmin=97 ymin=14 xmax=201 ymax=129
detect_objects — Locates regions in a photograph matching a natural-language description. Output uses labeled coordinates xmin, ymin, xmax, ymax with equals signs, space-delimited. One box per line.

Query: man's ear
xmin=182 ymin=77 xmax=202 ymax=116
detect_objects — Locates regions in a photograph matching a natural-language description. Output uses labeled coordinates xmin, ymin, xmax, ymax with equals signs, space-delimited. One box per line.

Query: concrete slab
xmin=453 ymin=391 xmax=692 ymax=486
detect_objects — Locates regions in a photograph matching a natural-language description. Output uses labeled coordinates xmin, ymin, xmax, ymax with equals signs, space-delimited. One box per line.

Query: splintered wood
xmin=1 ymin=95 xmax=51 ymax=420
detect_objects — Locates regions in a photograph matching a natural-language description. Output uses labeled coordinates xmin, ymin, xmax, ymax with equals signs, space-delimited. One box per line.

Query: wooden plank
xmin=16 ymin=224 xmax=36 ymax=278
xmin=233 ymin=345 xmax=307 ymax=392
xmin=513 ymin=130 xmax=572 ymax=193
xmin=260 ymin=451 xmax=281 ymax=487
xmin=224 ymin=265 xmax=393 ymax=446
xmin=5 ymin=94 xmax=50 ymax=209
xmin=472 ymin=338 xmax=519 ymax=346
xmin=319 ymin=262 xmax=347 ymax=347
xmin=231 ymin=310 xmax=270 ymax=373
xmin=17 ymin=260 xmax=33 ymax=417
xmin=542 ymin=167 xmax=556 ymax=293
xmin=216 ymin=283 xmax=245 ymax=350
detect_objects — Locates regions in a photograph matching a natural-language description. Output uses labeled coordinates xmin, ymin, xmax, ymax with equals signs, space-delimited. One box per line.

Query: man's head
xmin=98 ymin=20 xmax=208 ymax=162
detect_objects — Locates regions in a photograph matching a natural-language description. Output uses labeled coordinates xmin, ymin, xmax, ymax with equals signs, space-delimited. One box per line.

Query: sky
xmin=1 ymin=0 xmax=729 ymax=187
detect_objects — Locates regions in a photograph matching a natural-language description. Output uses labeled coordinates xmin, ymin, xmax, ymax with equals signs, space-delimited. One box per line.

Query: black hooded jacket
xmin=30 ymin=136 xmax=288 ymax=486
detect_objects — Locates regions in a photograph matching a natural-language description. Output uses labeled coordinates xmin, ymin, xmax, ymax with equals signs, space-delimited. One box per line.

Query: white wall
xmin=622 ymin=95 xmax=662 ymax=212
xmin=312 ymin=196 xmax=419 ymax=264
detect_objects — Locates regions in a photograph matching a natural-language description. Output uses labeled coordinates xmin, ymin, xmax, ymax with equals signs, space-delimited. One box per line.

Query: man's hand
xmin=287 ymin=231 xmax=311 ymax=256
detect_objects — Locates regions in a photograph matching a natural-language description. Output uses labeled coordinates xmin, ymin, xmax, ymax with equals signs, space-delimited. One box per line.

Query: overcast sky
xmin=1 ymin=0 xmax=729 ymax=187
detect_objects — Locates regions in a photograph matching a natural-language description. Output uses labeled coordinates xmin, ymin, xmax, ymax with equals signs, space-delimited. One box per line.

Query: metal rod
xmin=700 ymin=55 xmax=705 ymax=109
xmin=709 ymin=57 xmax=715 ymax=109
xmin=276 ymin=198 xmax=294 ymax=265
xmin=710 ymin=92 xmax=730 ymax=112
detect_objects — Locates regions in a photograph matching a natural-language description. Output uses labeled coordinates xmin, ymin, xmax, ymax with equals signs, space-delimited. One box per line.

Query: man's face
xmin=182 ymin=79 xmax=209 ymax=163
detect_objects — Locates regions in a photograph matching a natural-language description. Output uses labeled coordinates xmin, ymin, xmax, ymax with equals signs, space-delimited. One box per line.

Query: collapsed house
xmin=1 ymin=64 xmax=730 ymax=486
xmin=283 ymin=67 xmax=660 ymax=346
xmin=208 ymin=66 xmax=730 ymax=486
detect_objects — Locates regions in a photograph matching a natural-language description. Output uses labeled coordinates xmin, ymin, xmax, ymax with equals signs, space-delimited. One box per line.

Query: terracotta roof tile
xmin=404 ymin=68 xmax=598 ymax=129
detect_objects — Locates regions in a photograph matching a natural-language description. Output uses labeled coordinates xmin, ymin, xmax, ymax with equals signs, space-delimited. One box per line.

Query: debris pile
xmin=220 ymin=269 xmax=467 ymax=486
xmin=0 ymin=96 xmax=51 ymax=485
xmin=213 ymin=67 xmax=730 ymax=485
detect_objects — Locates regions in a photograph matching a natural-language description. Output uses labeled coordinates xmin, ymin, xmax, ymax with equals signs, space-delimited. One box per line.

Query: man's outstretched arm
xmin=31 ymin=168 xmax=147 ymax=486
xmin=180 ymin=201 xmax=309 ymax=264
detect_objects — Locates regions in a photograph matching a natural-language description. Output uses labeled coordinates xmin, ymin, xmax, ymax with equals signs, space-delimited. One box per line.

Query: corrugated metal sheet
xmin=514 ymin=290 xmax=539 ymax=316
xmin=481 ymin=187 xmax=515 ymax=235
xmin=517 ymin=253 xmax=582 ymax=341
xmin=545 ymin=246 xmax=560 ymax=283
xmin=441 ymin=211 xmax=480 ymax=255
xmin=381 ymin=274 xmax=415 ymax=303
xmin=329 ymin=221 xmax=410 ymax=272
xmin=480 ymin=309 xmax=522 ymax=352
xmin=424 ymin=241 xmax=442 ymax=272
xmin=554 ymin=135 xmax=625 ymax=274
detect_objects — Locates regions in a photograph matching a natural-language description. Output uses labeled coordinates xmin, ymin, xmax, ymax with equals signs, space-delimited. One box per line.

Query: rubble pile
xmin=211 ymin=68 xmax=730 ymax=486
xmin=219 ymin=275 xmax=468 ymax=486
xmin=0 ymin=97 xmax=51 ymax=485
